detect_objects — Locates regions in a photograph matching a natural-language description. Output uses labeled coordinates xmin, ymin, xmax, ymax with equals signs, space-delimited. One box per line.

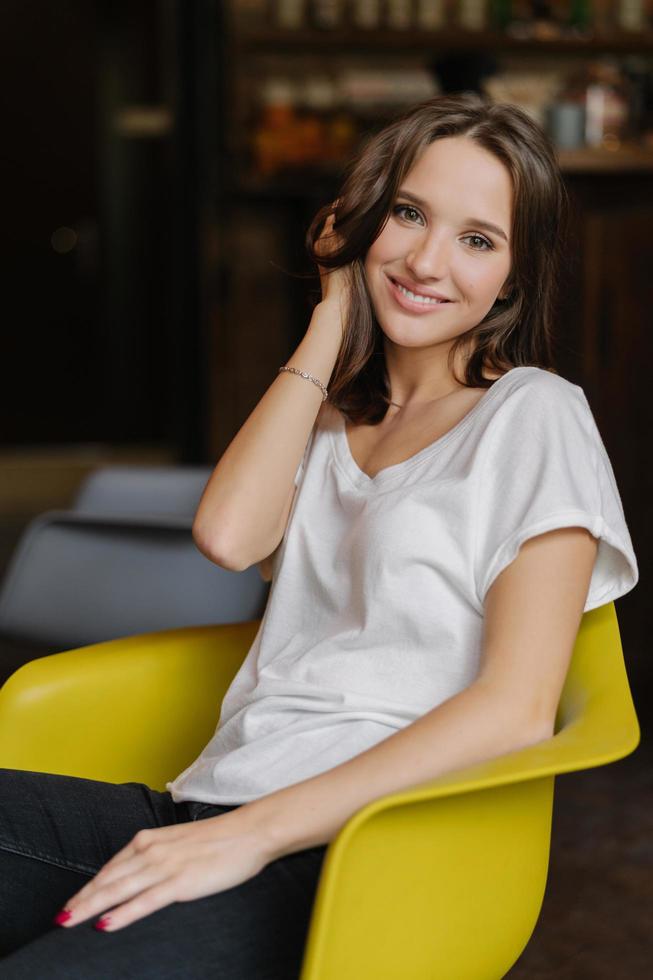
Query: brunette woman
xmin=0 ymin=94 xmax=638 ymax=978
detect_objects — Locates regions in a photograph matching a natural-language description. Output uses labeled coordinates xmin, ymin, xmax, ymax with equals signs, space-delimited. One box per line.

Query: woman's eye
xmin=464 ymin=234 xmax=493 ymax=251
xmin=394 ymin=204 xmax=423 ymax=224
xmin=392 ymin=209 xmax=493 ymax=250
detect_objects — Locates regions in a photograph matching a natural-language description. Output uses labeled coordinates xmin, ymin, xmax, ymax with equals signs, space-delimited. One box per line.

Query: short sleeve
xmin=474 ymin=378 xmax=639 ymax=612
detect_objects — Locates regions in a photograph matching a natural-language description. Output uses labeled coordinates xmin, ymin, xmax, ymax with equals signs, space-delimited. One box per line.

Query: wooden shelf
xmin=556 ymin=144 xmax=653 ymax=172
xmin=235 ymin=27 xmax=653 ymax=55
xmin=231 ymin=145 xmax=653 ymax=199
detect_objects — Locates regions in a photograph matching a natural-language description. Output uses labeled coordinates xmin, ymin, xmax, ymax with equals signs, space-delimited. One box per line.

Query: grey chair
xmin=72 ymin=465 xmax=215 ymax=519
xmin=0 ymin=465 xmax=269 ymax=650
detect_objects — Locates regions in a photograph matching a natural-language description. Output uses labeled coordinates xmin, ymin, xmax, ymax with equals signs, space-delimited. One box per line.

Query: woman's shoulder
xmin=493 ymin=365 xmax=587 ymax=407
xmin=484 ymin=366 xmax=598 ymax=452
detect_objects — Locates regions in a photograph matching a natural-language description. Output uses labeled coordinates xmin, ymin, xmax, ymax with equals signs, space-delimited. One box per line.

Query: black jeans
xmin=0 ymin=768 xmax=328 ymax=979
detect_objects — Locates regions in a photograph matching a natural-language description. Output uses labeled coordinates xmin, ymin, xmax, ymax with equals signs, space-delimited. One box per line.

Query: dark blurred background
xmin=1 ymin=2 xmax=652 ymax=975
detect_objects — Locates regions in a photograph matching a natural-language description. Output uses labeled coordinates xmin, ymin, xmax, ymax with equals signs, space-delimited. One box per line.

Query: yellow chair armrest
xmin=0 ymin=621 xmax=259 ymax=790
xmin=331 ymin=603 xmax=640 ymax=847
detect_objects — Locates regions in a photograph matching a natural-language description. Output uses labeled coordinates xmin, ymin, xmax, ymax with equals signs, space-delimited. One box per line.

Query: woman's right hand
xmin=314 ymin=208 xmax=351 ymax=322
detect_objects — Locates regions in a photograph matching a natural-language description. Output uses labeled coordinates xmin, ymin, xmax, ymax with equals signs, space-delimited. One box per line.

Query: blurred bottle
xmin=457 ymin=1 xmax=490 ymax=30
xmin=295 ymin=75 xmax=331 ymax=166
xmin=489 ymin=0 xmax=513 ymax=30
xmin=311 ymin=0 xmax=346 ymax=28
xmin=351 ymin=0 xmax=383 ymax=28
xmin=415 ymin=0 xmax=447 ymax=29
xmin=274 ymin=0 xmax=307 ymax=28
xmin=252 ymin=78 xmax=298 ymax=177
xmin=617 ymin=1 xmax=646 ymax=31
xmin=385 ymin=0 xmax=413 ymax=29
xmin=546 ymin=67 xmax=588 ymax=149
xmin=584 ymin=59 xmax=633 ymax=149
xmin=568 ymin=0 xmax=592 ymax=36
xmin=323 ymin=77 xmax=359 ymax=164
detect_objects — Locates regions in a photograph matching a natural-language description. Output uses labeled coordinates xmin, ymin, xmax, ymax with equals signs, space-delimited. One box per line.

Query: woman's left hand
xmin=57 ymin=810 xmax=277 ymax=932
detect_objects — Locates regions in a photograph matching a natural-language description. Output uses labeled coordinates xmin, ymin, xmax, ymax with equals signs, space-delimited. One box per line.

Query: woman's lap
xmin=0 ymin=768 xmax=327 ymax=979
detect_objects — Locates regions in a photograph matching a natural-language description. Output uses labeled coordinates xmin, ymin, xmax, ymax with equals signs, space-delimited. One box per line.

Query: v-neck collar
xmin=330 ymin=367 xmax=531 ymax=491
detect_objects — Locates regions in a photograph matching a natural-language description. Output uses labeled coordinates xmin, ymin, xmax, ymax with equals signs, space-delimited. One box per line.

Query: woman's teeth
xmin=396 ymin=283 xmax=446 ymax=304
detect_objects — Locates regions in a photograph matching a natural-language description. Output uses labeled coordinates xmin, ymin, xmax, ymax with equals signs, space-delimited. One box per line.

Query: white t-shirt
xmin=167 ymin=366 xmax=639 ymax=805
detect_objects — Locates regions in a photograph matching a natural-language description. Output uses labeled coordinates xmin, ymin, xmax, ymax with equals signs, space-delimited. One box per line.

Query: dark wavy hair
xmin=305 ymin=93 xmax=569 ymax=425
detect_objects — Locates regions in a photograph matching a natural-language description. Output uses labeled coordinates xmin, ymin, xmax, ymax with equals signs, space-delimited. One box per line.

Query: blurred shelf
xmin=232 ymin=145 xmax=653 ymax=199
xmin=235 ymin=28 xmax=653 ymax=55
xmin=556 ymin=144 xmax=653 ymax=172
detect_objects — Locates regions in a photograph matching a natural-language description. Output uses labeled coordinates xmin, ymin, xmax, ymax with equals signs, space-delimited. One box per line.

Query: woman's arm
xmin=194 ymin=301 xmax=342 ymax=571
xmin=239 ymin=525 xmax=598 ymax=857
xmin=194 ymin=214 xmax=348 ymax=572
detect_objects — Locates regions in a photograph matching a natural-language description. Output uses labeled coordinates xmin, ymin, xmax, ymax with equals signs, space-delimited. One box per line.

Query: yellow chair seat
xmin=0 ymin=602 xmax=639 ymax=979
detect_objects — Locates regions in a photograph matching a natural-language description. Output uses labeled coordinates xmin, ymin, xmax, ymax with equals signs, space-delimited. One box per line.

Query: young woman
xmin=0 ymin=94 xmax=638 ymax=977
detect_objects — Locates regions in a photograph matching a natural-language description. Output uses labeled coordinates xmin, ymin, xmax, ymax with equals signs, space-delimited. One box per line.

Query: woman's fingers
xmin=316 ymin=203 xmax=344 ymax=259
xmin=60 ymin=827 xmax=185 ymax=919
xmin=315 ymin=208 xmax=348 ymax=311
xmin=61 ymin=855 xmax=166 ymax=928
xmin=91 ymin=879 xmax=180 ymax=932
xmin=316 ymin=216 xmax=336 ymax=261
xmin=72 ymin=850 xmax=150 ymax=906
xmin=62 ymin=852 xmax=132 ymax=908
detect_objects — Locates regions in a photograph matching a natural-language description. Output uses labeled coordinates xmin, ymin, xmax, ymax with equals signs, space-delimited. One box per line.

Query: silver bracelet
xmin=278 ymin=366 xmax=328 ymax=401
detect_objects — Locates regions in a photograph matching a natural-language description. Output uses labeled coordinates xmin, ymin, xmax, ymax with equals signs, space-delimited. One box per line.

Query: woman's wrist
xmin=201 ymin=802 xmax=285 ymax=863
xmin=309 ymin=297 xmax=347 ymax=343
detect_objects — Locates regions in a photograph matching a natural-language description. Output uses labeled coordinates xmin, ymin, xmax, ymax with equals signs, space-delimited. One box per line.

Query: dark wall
xmin=0 ymin=0 xmax=201 ymax=452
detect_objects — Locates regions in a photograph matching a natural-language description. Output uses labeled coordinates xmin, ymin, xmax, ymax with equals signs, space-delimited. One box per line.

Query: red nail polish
xmin=53 ymin=908 xmax=73 ymax=925
xmin=94 ymin=916 xmax=111 ymax=931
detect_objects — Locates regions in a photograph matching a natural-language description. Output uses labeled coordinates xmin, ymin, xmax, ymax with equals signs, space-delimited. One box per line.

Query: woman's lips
xmin=385 ymin=274 xmax=453 ymax=314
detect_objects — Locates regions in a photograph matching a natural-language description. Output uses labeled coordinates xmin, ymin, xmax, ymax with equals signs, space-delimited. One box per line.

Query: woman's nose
xmin=405 ymin=232 xmax=450 ymax=281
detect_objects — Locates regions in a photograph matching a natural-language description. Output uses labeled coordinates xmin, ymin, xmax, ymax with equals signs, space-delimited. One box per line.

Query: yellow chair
xmin=0 ymin=602 xmax=639 ymax=979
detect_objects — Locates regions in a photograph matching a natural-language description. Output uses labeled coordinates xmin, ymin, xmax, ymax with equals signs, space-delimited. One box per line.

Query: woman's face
xmin=363 ymin=136 xmax=513 ymax=353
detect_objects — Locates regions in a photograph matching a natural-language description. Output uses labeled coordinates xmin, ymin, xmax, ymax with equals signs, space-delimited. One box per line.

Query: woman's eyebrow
xmin=396 ymin=188 xmax=509 ymax=243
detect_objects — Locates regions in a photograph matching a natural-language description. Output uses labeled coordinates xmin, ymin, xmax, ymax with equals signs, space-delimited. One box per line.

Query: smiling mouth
xmin=388 ymin=276 xmax=452 ymax=306
xmin=395 ymin=282 xmax=448 ymax=304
